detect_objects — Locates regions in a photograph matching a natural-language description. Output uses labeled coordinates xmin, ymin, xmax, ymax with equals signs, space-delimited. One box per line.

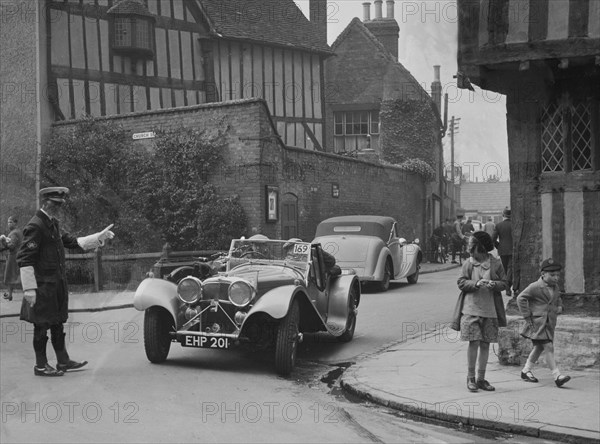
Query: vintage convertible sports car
xmin=133 ymin=238 xmax=360 ymax=376
xmin=312 ymin=215 xmax=422 ymax=292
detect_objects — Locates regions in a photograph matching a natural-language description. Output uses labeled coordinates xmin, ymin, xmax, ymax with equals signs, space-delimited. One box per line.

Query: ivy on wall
xmin=380 ymin=99 xmax=438 ymax=182
xmin=42 ymin=117 xmax=247 ymax=252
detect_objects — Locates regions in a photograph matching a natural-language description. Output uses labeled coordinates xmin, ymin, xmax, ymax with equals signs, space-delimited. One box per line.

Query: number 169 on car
xmin=183 ymin=335 xmax=230 ymax=349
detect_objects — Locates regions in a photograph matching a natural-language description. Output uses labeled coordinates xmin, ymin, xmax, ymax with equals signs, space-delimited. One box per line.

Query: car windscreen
xmin=227 ymin=239 xmax=311 ymax=270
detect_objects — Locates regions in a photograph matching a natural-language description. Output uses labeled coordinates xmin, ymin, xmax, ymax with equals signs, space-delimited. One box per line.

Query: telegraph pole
xmin=449 ymin=116 xmax=460 ymax=217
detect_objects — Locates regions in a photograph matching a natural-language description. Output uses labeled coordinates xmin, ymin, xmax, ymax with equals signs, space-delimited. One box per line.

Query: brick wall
xmin=50 ymin=98 xmax=426 ymax=246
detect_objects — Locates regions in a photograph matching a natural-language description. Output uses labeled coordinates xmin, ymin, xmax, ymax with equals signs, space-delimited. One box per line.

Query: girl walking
xmin=457 ymin=231 xmax=507 ymax=392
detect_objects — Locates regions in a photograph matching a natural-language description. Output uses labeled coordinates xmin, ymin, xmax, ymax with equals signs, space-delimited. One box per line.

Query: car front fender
xmin=133 ymin=278 xmax=179 ymax=324
xmin=242 ymin=286 xmax=326 ymax=332
xmin=327 ymin=275 xmax=360 ymax=330
xmin=397 ymin=244 xmax=422 ymax=278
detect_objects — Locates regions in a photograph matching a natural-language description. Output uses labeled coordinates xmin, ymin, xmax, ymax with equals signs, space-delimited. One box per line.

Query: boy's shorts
xmin=460 ymin=315 xmax=499 ymax=342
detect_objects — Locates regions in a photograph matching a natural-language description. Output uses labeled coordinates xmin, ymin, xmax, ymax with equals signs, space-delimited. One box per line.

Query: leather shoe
xmin=34 ymin=364 xmax=64 ymax=377
xmin=57 ymin=360 xmax=88 ymax=372
xmin=521 ymin=371 xmax=538 ymax=382
xmin=477 ymin=379 xmax=495 ymax=391
xmin=467 ymin=377 xmax=478 ymax=392
xmin=555 ymin=375 xmax=571 ymax=387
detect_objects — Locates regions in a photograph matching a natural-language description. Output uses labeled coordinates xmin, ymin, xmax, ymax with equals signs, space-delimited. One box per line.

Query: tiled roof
xmin=327 ymin=18 xmax=432 ymax=106
xmin=197 ymin=0 xmax=332 ymax=54
xmin=460 ymin=181 xmax=511 ymax=212
xmin=107 ymin=0 xmax=154 ymax=17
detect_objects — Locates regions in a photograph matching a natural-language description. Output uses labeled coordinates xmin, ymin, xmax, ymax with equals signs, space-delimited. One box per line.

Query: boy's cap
xmin=40 ymin=187 xmax=69 ymax=203
xmin=503 ymin=208 xmax=511 ymax=217
xmin=541 ymin=258 xmax=562 ymax=272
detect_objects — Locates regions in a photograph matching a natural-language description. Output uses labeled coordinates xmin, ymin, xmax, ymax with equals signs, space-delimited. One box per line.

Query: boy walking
xmin=517 ymin=258 xmax=570 ymax=387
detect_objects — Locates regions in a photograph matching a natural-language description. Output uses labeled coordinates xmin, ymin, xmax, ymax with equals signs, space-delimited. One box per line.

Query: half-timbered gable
xmin=46 ymin=0 xmax=331 ymax=150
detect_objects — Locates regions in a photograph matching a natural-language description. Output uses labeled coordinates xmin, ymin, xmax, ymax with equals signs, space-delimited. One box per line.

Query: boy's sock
xmin=551 ymin=368 xmax=561 ymax=379
xmin=467 ymin=367 xmax=475 ymax=378
xmin=477 ymin=369 xmax=486 ymax=381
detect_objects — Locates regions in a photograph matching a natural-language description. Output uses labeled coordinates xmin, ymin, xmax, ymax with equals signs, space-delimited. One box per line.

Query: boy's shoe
xmin=57 ymin=360 xmax=88 ymax=372
xmin=2 ymin=292 xmax=11 ymax=301
xmin=34 ymin=364 xmax=64 ymax=376
xmin=555 ymin=375 xmax=571 ymax=387
xmin=467 ymin=377 xmax=478 ymax=392
xmin=521 ymin=371 xmax=539 ymax=382
xmin=477 ymin=379 xmax=495 ymax=391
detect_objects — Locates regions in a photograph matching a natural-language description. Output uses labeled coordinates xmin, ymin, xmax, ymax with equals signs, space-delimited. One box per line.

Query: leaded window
xmin=541 ymin=96 xmax=598 ymax=173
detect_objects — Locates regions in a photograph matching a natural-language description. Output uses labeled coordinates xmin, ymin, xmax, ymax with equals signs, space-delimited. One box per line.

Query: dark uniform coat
xmin=17 ymin=210 xmax=82 ymax=325
xmin=517 ymin=277 xmax=562 ymax=341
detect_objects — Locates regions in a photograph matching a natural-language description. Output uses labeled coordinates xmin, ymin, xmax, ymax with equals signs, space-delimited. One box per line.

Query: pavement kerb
xmin=339 ymin=372 xmax=599 ymax=444
xmin=339 ymin=327 xmax=600 ymax=444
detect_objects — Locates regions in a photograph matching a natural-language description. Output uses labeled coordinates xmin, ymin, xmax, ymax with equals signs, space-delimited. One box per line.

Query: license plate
xmin=341 ymin=269 xmax=353 ymax=275
xmin=182 ymin=335 xmax=230 ymax=349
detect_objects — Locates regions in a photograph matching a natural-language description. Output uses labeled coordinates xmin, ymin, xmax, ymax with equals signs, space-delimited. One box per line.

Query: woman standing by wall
xmin=0 ymin=216 xmax=23 ymax=301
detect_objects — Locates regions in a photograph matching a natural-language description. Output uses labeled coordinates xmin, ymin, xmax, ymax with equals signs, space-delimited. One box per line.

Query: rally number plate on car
xmin=182 ymin=335 xmax=230 ymax=349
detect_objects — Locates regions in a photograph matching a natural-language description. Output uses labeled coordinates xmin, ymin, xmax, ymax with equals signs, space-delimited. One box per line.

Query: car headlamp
xmin=177 ymin=276 xmax=203 ymax=304
xmin=228 ymin=280 xmax=255 ymax=307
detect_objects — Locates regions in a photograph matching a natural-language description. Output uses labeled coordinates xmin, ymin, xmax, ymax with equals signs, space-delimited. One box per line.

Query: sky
xmin=296 ymin=0 xmax=510 ymax=182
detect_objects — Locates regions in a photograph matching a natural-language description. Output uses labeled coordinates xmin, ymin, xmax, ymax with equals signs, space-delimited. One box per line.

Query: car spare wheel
xmin=275 ymin=299 xmax=300 ymax=376
xmin=144 ymin=306 xmax=174 ymax=363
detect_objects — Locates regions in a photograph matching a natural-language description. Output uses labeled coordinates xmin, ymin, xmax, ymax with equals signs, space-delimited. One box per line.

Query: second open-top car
xmin=133 ymin=238 xmax=360 ymax=376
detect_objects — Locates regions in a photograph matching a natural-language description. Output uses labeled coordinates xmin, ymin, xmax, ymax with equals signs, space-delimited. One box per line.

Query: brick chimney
xmin=431 ymin=65 xmax=442 ymax=113
xmin=363 ymin=2 xmax=371 ymax=21
xmin=363 ymin=0 xmax=399 ymax=60
xmin=309 ymin=0 xmax=328 ymax=46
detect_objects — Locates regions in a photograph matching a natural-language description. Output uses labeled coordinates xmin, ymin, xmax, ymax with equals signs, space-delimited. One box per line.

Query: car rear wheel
xmin=407 ymin=264 xmax=420 ymax=284
xmin=275 ymin=299 xmax=300 ymax=376
xmin=376 ymin=259 xmax=392 ymax=292
xmin=338 ymin=286 xmax=358 ymax=343
xmin=144 ymin=306 xmax=174 ymax=363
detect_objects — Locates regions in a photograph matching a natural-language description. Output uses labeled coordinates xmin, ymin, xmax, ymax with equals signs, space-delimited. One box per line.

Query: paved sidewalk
xmin=341 ymin=327 xmax=600 ymax=443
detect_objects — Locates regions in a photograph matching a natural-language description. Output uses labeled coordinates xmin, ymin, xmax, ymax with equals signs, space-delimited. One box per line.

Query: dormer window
xmin=108 ymin=0 xmax=155 ymax=58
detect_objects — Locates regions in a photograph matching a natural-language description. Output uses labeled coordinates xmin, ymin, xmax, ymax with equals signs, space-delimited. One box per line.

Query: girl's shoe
xmin=477 ymin=379 xmax=495 ymax=391
xmin=467 ymin=377 xmax=478 ymax=392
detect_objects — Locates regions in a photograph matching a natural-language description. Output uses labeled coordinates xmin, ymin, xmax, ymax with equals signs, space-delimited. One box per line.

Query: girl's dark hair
xmin=469 ymin=236 xmax=487 ymax=256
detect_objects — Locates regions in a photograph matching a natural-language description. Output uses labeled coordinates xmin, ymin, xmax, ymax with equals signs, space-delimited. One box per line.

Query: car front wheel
xmin=275 ymin=299 xmax=300 ymax=376
xmin=376 ymin=259 xmax=392 ymax=292
xmin=407 ymin=263 xmax=420 ymax=284
xmin=338 ymin=286 xmax=358 ymax=343
xmin=144 ymin=306 xmax=174 ymax=363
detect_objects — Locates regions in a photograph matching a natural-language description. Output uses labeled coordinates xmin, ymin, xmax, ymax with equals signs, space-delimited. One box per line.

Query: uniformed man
xmin=17 ymin=187 xmax=115 ymax=376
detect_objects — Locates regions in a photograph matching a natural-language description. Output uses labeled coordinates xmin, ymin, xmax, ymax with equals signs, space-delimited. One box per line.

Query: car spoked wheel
xmin=144 ymin=306 xmax=174 ymax=363
xmin=407 ymin=263 xmax=420 ymax=284
xmin=275 ymin=300 xmax=300 ymax=376
xmin=338 ymin=286 xmax=358 ymax=343
xmin=376 ymin=259 xmax=392 ymax=292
